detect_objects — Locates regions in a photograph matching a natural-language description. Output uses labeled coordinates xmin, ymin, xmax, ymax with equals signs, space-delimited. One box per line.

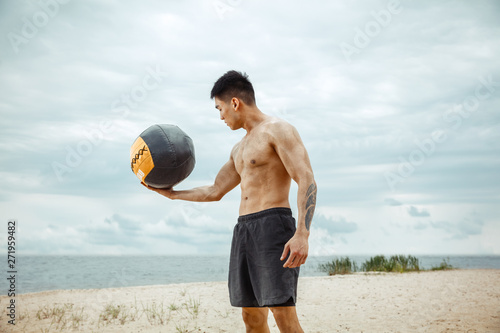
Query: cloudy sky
xmin=1 ymin=0 xmax=499 ymax=256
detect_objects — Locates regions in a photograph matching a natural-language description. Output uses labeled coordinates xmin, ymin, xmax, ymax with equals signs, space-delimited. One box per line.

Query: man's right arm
xmin=143 ymin=153 xmax=240 ymax=202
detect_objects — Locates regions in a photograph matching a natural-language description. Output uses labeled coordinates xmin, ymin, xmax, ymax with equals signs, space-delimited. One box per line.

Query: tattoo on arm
xmin=305 ymin=183 xmax=317 ymax=231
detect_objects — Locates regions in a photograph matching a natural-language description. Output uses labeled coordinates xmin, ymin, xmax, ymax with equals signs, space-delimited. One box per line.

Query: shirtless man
xmin=144 ymin=70 xmax=316 ymax=333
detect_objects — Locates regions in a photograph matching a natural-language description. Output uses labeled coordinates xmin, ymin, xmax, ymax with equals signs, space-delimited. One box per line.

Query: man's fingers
xmin=283 ymin=254 xmax=294 ymax=268
xmin=283 ymin=250 xmax=301 ymax=268
xmin=142 ymin=182 xmax=160 ymax=193
xmin=297 ymin=256 xmax=306 ymax=267
xmin=284 ymin=252 xmax=308 ymax=268
xmin=280 ymin=243 xmax=290 ymax=261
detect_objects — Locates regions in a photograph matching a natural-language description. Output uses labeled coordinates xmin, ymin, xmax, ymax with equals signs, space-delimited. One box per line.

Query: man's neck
xmin=241 ymin=106 xmax=266 ymax=133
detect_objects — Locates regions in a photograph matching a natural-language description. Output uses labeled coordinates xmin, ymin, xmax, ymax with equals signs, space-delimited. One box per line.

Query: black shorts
xmin=228 ymin=207 xmax=300 ymax=307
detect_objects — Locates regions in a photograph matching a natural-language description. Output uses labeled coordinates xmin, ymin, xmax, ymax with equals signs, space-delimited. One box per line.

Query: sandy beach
xmin=1 ymin=269 xmax=499 ymax=332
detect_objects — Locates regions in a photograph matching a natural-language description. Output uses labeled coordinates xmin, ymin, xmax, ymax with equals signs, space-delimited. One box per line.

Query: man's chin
xmin=226 ymin=123 xmax=240 ymax=131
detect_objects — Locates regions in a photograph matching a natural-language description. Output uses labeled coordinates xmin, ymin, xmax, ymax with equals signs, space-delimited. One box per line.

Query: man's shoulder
xmin=260 ymin=117 xmax=299 ymax=144
xmin=261 ymin=116 xmax=296 ymax=134
xmin=230 ymin=140 xmax=242 ymax=156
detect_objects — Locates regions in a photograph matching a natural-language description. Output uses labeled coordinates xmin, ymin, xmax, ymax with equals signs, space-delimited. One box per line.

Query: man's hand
xmin=141 ymin=182 xmax=176 ymax=199
xmin=280 ymin=233 xmax=309 ymax=268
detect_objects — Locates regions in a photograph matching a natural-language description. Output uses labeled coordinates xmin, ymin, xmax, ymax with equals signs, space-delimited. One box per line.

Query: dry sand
xmin=1 ymin=269 xmax=499 ymax=332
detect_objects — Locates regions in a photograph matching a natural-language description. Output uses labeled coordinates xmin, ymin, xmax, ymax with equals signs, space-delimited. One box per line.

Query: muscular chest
xmin=234 ymin=134 xmax=275 ymax=173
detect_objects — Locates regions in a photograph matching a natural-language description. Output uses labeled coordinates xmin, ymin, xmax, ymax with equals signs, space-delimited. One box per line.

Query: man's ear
xmin=231 ymin=97 xmax=240 ymax=111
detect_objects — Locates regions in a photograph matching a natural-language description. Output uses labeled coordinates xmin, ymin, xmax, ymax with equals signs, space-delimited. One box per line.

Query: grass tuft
xmin=30 ymin=298 xmax=203 ymax=331
xmin=319 ymin=255 xmax=455 ymax=275
xmin=183 ymin=297 xmax=200 ymax=319
xmin=35 ymin=303 xmax=83 ymax=330
xmin=318 ymin=256 xmax=358 ymax=275
xmin=431 ymin=257 xmax=455 ymax=271
xmin=100 ymin=304 xmax=121 ymax=322
xmin=142 ymin=301 xmax=170 ymax=325
xmin=361 ymin=255 xmax=420 ymax=273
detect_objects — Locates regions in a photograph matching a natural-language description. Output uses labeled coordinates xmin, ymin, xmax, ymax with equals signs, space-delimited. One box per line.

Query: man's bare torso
xmin=232 ymin=117 xmax=292 ymax=215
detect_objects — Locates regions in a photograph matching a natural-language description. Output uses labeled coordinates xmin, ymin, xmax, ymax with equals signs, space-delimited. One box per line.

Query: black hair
xmin=210 ymin=70 xmax=256 ymax=105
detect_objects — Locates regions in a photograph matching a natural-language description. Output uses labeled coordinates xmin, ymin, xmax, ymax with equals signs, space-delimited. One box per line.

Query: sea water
xmin=9 ymin=255 xmax=500 ymax=295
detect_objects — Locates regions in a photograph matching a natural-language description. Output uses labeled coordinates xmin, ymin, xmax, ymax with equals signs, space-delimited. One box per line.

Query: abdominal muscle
xmin=238 ymin=170 xmax=292 ymax=216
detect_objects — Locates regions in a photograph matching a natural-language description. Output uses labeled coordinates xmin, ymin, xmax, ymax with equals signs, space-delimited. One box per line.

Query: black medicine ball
xmin=130 ymin=124 xmax=195 ymax=188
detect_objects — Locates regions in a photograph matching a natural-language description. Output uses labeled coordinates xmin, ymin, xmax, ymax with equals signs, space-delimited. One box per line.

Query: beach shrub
xmin=361 ymin=255 xmax=420 ymax=273
xmin=319 ymin=255 xmax=455 ymax=276
xmin=431 ymin=257 xmax=454 ymax=271
xmin=390 ymin=254 xmax=420 ymax=272
xmin=361 ymin=255 xmax=388 ymax=272
xmin=99 ymin=304 xmax=122 ymax=323
xmin=318 ymin=257 xmax=358 ymax=275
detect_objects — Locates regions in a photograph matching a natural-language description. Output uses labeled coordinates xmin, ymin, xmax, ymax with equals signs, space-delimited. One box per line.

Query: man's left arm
xmin=270 ymin=121 xmax=317 ymax=268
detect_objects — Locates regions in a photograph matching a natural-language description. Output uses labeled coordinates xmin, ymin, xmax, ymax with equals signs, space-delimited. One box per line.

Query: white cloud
xmin=407 ymin=206 xmax=431 ymax=217
xmin=384 ymin=198 xmax=402 ymax=206
xmin=314 ymin=214 xmax=358 ymax=234
xmin=430 ymin=212 xmax=485 ymax=240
